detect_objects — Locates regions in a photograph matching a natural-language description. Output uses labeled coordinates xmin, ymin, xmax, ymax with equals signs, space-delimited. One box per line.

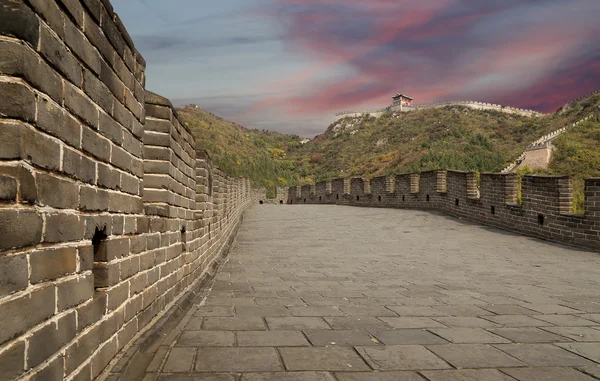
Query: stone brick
xmin=0 ymin=340 xmax=25 ymax=381
xmin=84 ymin=70 xmax=113 ymax=114
xmin=76 ymin=293 xmax=107 ymax=331
xmin=37 ymin=172 xmax=79 ymax=209
xmin=0 ymin=0 xmax=40 ymax=47
xmin=0 ymin=209 xmax=43 ymax=250
xmin=27 ymin=312 xmax=77 ymax=368
xmin=27 ymin=0 xmax=65 ymax=38
xmin=29 ymin=354 xmax=64 ymax=381
xmin=65 ymin=20 xmax=101 ymax=74
xmin=0 ymin=175 xmax=17 ymax=201
xmin=56 ymin=0 xmax=85 ymax=28
xmin=22 ymin=127 xmax=62 ymax=171
xmin=39 ymin=25 xmax=83 ymax=87
xmin=36 ymin=97 xmax=81 ymax=148
xmin=30 ymin=247 xmax=77 ymax=283
xmin=99 ymin=112 xmax=123 ymax=145
xmin=111 ymin=145 xmax=133 ymax=172
xmin=95 ymin=237 xmax=130 ymax=262
xmin=57 ymin=273 xmax=94 ymax=311
xmin=44 ymin=212 xmax=84 ymax=243
xmin=81 ymin=0 xmax=102 ymax=27
xmin=65 ymin=83 xmax=99 ymax=129
xmin=82 ymin=125 xmax=110 ymax=161
xmin=97 ymin=163 xmax=121 ymax=190
xmin=0 ymin=253 xmax=28 ymax=298
xmin=0 ymin=285 xmax=55 ymax=345
xmin=120 ymin=173 xmax=139 ymax=195
xmin=80 ymin=186 xmax=110 ymax=212
xmin=83 ymin=12 xmax=115 ymax=65
xmin=0 ymin=81 xmax=36 ymax=122
xmin=63 ymin=148 xmax=97 ymax=184
xmin=78 ymin=245 xmax=94 ymax=271
xmin=123 ymin=129 xmax=143 ymax=158
xmin=106 ymin=281 xmax=129 ymax=312
xmin=0 ymin=121 xmax=25 ymax=160
xmin=117 ymin=317 xmax=138 ymax=350
xmin=120 ymin=256 xmax=140 ymax=280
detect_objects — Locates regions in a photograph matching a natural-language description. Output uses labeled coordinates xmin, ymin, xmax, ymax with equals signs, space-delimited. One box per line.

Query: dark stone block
xmin=0 ymin=253 xmax=28 ymax=297
xmin=0 ymin=209 xmax=43 ymax=250
xmin=0 ymin=175 xmax=17 ymax=201
xmin=0 ymin=0 xmax=40 ymax=47
xmin=44 ymin=213 xmax=85 ymax=243
xmin=27 ymin=311 xmax=77 ymax=368
xmin=0 ymin=81 xmax=36 ymax=122
xmin=30 ymin=247 xmax=77 ymax=283
xmin=0 ymin=285 xmax=55 ymax=344
xmin=37 ymin=173 xmax=79 ymax=209
xmin=0 ymin=340 xmax=25 ymax=380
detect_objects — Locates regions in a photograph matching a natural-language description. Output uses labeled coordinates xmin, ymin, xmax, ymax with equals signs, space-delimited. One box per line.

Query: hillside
xmin=178 ymin=105 xmax=302 ymax=191
xmin=288 ymin=93 xmax=600 ymax=185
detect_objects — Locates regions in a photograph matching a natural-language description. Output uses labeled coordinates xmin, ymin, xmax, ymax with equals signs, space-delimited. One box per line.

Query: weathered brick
xmin=0 ymin=175 xmax=17 ymax=201
xmin=78 ymin=245 xmax=94 ymax=271
xmin=99 ymin=58 xmax=124 ymax=101
xmin=27 ymin=312 xmax=77 ymax=368
xmin=84 ymin=69 xmax=113 ymax=114
xmin=0 ymin=0 xmax=40 ymax=47
xmin=111 ymin=145 xmax=132 ymax=172
xmin=81 ymin=0 xmax=103 ymax=24
xmin=83 ymin=12 xmax=115 ymax=65
xmin=37 ymin=97 xmax=81 ymax=148
xmin=0 ymin=340 xmax=25 ymax=380
xmin=65 ymin=83 xmax=99 ymax=129
xmin=120 ymin=173 xmax=139 ymax=195
xmin=95 ymin=237 xmax=129 ymax=262
xmin=76 ymin=293 xmax=107 ymax=331
xmin=82 ymin=126 xmax=110 ymax=162
xmin=37 ymin=173 xmax=79 ymax=209
xmin=0 ymin=253 xmax=28 ymax=297
xmin=120 ymin=256 xmax=140 ymax=280
xmin=112 ymin=100 xmax=133 ymax=131
xmin=122 ymin=129 xmax=142 ymax=158
xmin=99 ymin=112 xmax=123 ymax=145
xmin=0 ymin=209 xmax=43 ymax=250
xmin=65 ymin=324 xmax=99 ymax=374
xmin=65 ymin=20 xmax=101 ymax=74
xmin=39 ymin=25 xmax=83 ymax=86
xmin=0 ymin=285 xmax=55 ymax=344
xmin=44 ymin=212 xmax=85 ymax=243
xmin=27 ymin=0 xmax=65 ymax=38
xmin=0 ymin=121 xmax=25 ymax=159
xmin=97 ymin=163 xmax=121 ymax=190
xmin=57 ymin=273 xmax=94 ymax=311
xmin=22 ymin=127 xmax=62 ymax=171
xmin=117 ymin=317 xmax=138 ymax=350
xmin=93 ymin=262 xmax=120 ymax=288
xmin=100 ymin=10 xmax=126 ymax=58
xmin=30 ymin=247 xmax=77 ymax=283
xmin=56 ymin=0 xmax=85 ymax=28
xmin=105 ymin=281 xmax=129 ymax=312
xmin=29 ymin=353 xmax=64 ymax=381
xmin=80 ymin=186 xmax=109 ymax=212
xmin=91 ymin=337 xmax=117 ymax=378
xmin=109 ymin=191 xmax=142 ymax=214
xmin=0 ymin=81 xmax=36 ymax=122
xmin=63 ymin=148 xmax=96 ymax=184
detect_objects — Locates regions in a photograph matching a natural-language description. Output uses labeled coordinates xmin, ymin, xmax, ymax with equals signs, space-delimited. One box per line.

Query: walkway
xmin=143 ymin=205 xmax=600 ymax=380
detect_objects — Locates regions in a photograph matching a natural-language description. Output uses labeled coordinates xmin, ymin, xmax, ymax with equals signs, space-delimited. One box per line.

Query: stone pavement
xmin=141 ymin=205 xmax=600 ymax=380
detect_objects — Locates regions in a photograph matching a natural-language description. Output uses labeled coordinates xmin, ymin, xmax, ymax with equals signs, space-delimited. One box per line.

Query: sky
xmin=113 ymin=0 xmax=600 ymax=137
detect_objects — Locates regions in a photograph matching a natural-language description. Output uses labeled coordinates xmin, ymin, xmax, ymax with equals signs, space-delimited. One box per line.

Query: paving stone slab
xmin=325 ymin=317 xmax=392 ymax=330
xmin=235 ymin=306 xmax=291 ymax=317
xmin=334 ymin=371 xmax=426 ymax=380
xmin=202 ymin=317 xmax=266 ymax=331
xmin=378 ymin=317 xmax=447 ymax=329
xmin=287 ymin=306 xmax=346 ymax=317
xmin=237 ymin=331 xmax=310 ymax=347
xmin=163 ymin=348 xmax=195 ymax=373
xmin=157 ymin=375 xmax=236 ymax=381
xmin=266 ymin=317 xmax=331 ymax=330
xmin=542 ymin=327 xmax=600 ymax=342
xmin=432 ymin=317 xmax=499 ymax=328
xmin=304 ymin=330 xmax=380 ymax=346
xmin=240 ymin=372 xmax=336 ymax=381
xmin=355 ymin=345 xmax=451 ymax=371
xmin=479 ymin=305 xmax=538 ymax=315
xmin=431 ymin=305 xmax=495 ymax=317
xmin=426 ymin=344 xmax=525 ymax=368
xmin=385 ymin=306 xmax=447 ymax=317
xmin=204 ymin=298 xmax=256 ymax=306
xmin=176 ymin=331 xmax=235 ymax=347
xmin=194 ymin=307 xmax=235 ymax=317
xmin=255 ymin=298 xmax=306 ymax=306
xmin=500 ymin=366 xmax=597 ymax=381
xmin=494 ymin=343 xmax=596 ymax=367
xmin=420 ymin=369 xmax=515 ymax=381
xmin=532 ymin=314 xmax=599 ymax=326
xmin=481 ymin=315 xmax=551 ymax=327
xmin=557 ymin=343 xmax=600 ymax=363
xmin=577 ymin=365 xmax=600 ymax=378
xmin=369 ymin=329 xmax=448 ymax=345
xmin=522 ymin=304 xmax=583 ymax=314
xmin=428 ymin=328 xmax=510 ymax=344
xmin=488 ymin=327 xmax=570 ymax=343
xmin=340 ymin=307 xmax=398 ymax=317
xmin=279 ymin=347 xmax=370 ymax=372
xmin=564 ymin=304 xmax=600 ymax=313
xmin=195 ymin=348 xmax=283 ymax=372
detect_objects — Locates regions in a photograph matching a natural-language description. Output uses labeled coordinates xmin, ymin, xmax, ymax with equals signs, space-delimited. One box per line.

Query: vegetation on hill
xmin=178 ymin=106 xmax=302 ymax=192
xmin=178 ymin=92 xmax=599 ymax=207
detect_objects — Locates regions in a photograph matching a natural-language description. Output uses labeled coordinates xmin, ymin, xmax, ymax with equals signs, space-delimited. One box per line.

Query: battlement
xmin=335 ymin=100 xmax=544 ymax=120
xmin=288 ymin=171 xmax=600 ymax=251
xmin=0 ymin=1 xmax=264 ymax=380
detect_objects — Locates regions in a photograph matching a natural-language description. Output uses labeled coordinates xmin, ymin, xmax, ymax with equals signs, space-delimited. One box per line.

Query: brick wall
xmin=0 ymin=1 xmax=257 ymax=379
xmin=288 ymin=171 xmax=600 ymax=251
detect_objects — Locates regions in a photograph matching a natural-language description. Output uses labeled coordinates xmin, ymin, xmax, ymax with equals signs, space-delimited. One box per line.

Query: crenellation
xmin=289 ymin=171 xmax=600 ymax=251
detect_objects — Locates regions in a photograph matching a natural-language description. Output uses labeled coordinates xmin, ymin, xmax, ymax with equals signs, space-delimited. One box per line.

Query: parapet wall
xmin=335 ymin=101 xmax=543 ymax=120
xmin=0 ymin=1 xmax=257 ymax=380
xmin=288 ymin=171 xmax=600 ymax=252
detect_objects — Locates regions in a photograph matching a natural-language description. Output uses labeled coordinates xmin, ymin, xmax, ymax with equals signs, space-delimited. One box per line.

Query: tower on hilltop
xmin=392 ymin=94 xmax=414 ymax=109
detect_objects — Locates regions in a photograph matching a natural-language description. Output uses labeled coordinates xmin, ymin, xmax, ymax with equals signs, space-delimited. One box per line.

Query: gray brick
xmin=76 ymin=293 xmax=107 ymax=330
xmin=0 ymin=0 xmax=40 ymax=47
xmin=120 ymin=173 xmax=139 ymax=195
xmin=0 ymin=81 xmax=36 ymax=122
xmin=37 ymin=173 xmax=79 ymax=209
xmin=56 ymin=0 xmax=85 ymax=28
xmin=65 ymin=83 xmax=99 ymax=129
xmin=94 ymin=237 xmax=129 ymax=262
xmin=23 ymin=127 xmax=62 ymax=171
xmin=80 ymin=186 xmax=109 ymax=211
xmin=0 ymin=340 xmax=25 ymax=381
xmin=84 ymin=69 xmax=113 ymax=114
xmin=57 ymin=273 xmax=94 ymax=311
xmin=78 ymin=246 xmax=94 ymax=271
xmin=0 ymin=285 xmax=55 ymax=344
xmin=0 ymin=253 xmax=28 ymax=297
xmin=29 ymin=354 xmax=64 ymax=381
xmin=44 ymin=212 xmax=85 ymax=243
xmin=39 ymin=25 xmax=83 ymax=86
xmin=0 ymin=175 xmax=17 ymax=201
xmin=82 ymin=126 xmax=110 ymax=162
xmin=36 ymin=97 xmax=81 ymax=148
xmin=65 ymin=19 xmax=101 ymax=74
xmin=111 ymin=145 xmax=133 ymax=172
xmin=99 ymin=112 xmax=123 ymax=145
xmin=30 ymin=247 xmax=77 ymax=283
xmin=27 ymin=312 xmax=77 ymax=368
xmin=83 ymin=12 xmax=115 ymax=65
xmin=99 ymin=58 xmax=124 ymax=101
xmin=106 ymin=282 xmax=129 ymax=311
xmin=81 ymin=0 xmax=102 ymax=24
xmin=123 ymin=129 xmax=142 ymax=157
xmin=0 ymin=121 xmax=25 ymax=159
xmin=0 ymin=209 xmax=43 ymax=250
xmin=27 ymin=0 xmax=65 ymax=38
xmin=98 ymin=163 xmax=121 ymax=190
xmin=63 ymin=148 xmax=97 ymax=184
xmin=93 ymin=262 xmax=120 ymax=288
